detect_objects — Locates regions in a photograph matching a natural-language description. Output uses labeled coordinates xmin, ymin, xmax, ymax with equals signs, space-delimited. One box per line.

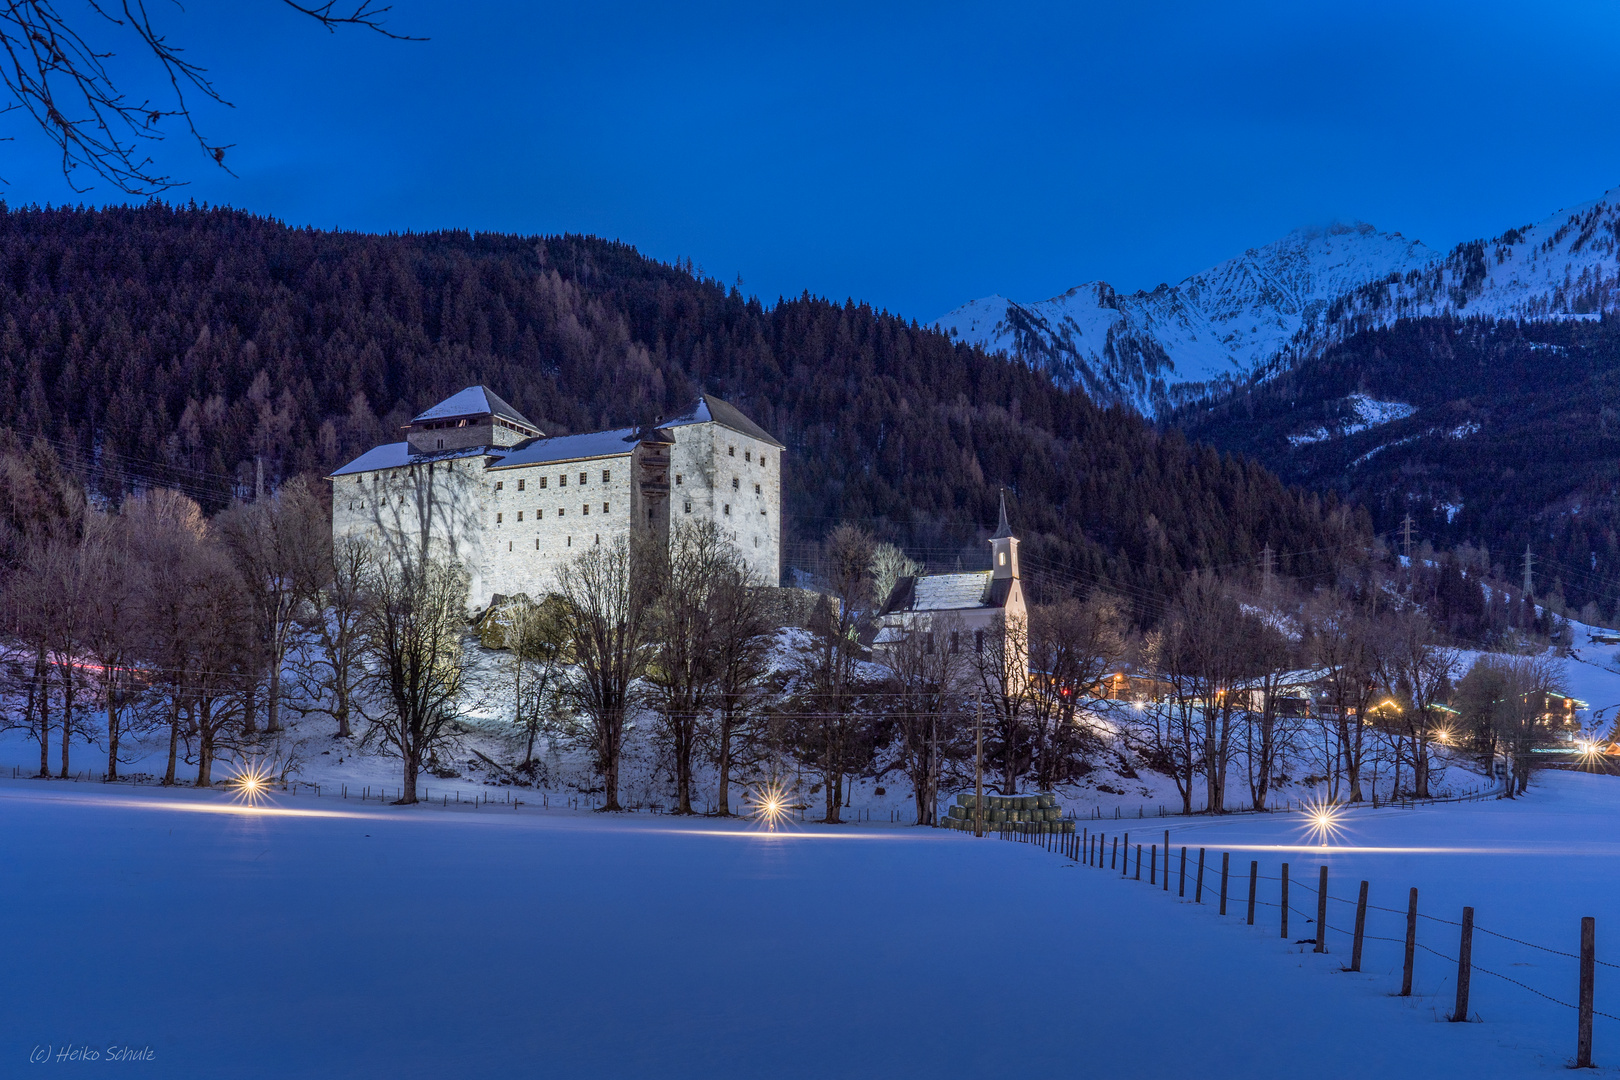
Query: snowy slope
xmin=941 ymin=184 xmax=1620 ymax=414
xmin=936 ymin=223 xmax=1435 ymax=410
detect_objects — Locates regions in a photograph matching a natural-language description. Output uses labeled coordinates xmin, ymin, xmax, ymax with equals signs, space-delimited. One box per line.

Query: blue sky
xmin=5 ymin=1 xmax=1620 ymax=322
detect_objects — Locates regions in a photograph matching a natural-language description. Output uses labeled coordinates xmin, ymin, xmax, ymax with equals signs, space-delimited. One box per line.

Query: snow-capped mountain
xmin=936 ymin=222 xmax=1435 ymax=411
xmin=939 ymin=184 xmax=1620 ymax=413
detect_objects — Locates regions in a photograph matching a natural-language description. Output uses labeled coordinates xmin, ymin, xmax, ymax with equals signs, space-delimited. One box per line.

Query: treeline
xmin=0 ymin=202 xmax=1361 ymax=619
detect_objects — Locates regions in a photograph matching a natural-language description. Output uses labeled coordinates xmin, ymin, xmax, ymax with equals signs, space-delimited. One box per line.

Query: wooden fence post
xmin=1111 ymin=837 xmax=1118 ymax=871
xmin=1451 ymin=906 xmax=1474 ymax=1022
xmin=1315 ymin=866 xmax=1328 ymax=953
xmin=1247 ymin=861 xmax=1258 ymax=926
xmin=1579 ymin=916 xmax=1595 ymax=1068
xmin=1219 ymin=852 xmax=1229 ymax=915
xmin=1351 ymin=881 xmax=1368 ymax=972
xmin=1163 ymin=830 xmax=1170 ymax=891
xmin=1150 ymin=844 xmax=1157 ymax=885
xmin=1135 ymin=844 xmax=1142 ymax=880
xmin=1179 ymin=846 xmax=1187 ymax=898
xmin=1402 ymin=887 xmax=1418 ymax=996
xmin=1195 ymin=848 xmax=1206 ymax=903
xmin=1123 ymin=833 xmax=1130 ymax=876
xmin=1281 ymin=863 xmax=1290 ymax=939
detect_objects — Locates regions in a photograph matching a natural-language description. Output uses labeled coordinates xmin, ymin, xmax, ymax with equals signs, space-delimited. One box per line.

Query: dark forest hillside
xmin=0 ymin=203 xmax=1361 ymax=615
xmin=1173 ymin=315 xmax=1620 ymax=618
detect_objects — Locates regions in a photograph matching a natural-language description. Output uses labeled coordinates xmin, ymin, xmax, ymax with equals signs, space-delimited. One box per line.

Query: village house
xmin=329 ymin=386 xmax=784 ymax=609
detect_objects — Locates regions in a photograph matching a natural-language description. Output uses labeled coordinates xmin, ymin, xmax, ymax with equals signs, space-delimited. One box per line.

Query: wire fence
xmin=993 ymin=819 xmax=1604 ymax=1067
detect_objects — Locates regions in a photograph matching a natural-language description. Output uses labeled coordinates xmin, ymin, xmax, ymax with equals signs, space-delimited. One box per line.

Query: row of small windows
xmin=496 ymin=470 xmax=609 ymax=493
xmin=497 ymin=504 xmax=610 ymax=524
xmin=510 ymin=535 xmax=600 ymax=551
xmin=727 ymin=446 xmax=774 ymax=464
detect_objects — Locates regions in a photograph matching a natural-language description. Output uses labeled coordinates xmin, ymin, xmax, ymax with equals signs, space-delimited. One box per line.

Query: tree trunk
xmin=400 ymin=747 xmax=419 ymax=804
xmin=106 ymin=686 xmax=120 ymax=782
xmin=195 ymin=700 xmax=214 ymax=787
xmin=265 ymin=656 xmax=282 ymax=734
xmin=34 ymin=650 xmax=49 ymax=779
xmin=715 ymin=705 xmax=734 ymax=815
xmin=58 ymin=662 xmax=74 ymax=779
xmin=600 ymin=708 xmax=623 ymax=811
xmin=163 ymin=696 xmax=181 ymax=786
xmin=673 ymin=712 xmax=694 ymax=814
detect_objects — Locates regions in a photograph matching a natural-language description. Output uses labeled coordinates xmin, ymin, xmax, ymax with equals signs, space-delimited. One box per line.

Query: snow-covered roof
xmin=328 ymin=442 xmax=491 ymax=477
xmin=490 ymin=428 xmax=644 ymax=469
xmin=906 ymin=572 xmax=991 ymax=611
xmin=664 ymin=394 xmax=783 ymax=449
xmin=411 ymin=386 xmax=537 ymax=429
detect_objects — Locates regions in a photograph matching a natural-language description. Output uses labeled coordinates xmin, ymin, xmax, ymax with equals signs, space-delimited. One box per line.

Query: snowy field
xmin=5 ymin=769 xmax=1620 ymax=1078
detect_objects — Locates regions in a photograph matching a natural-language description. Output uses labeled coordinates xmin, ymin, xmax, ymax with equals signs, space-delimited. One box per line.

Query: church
xmin=329 ymin=386 xmax=784 ymax=609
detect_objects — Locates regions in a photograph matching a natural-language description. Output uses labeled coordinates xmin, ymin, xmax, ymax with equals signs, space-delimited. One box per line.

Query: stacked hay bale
xmin=941 ymin=792 xmax=1074 ymax=833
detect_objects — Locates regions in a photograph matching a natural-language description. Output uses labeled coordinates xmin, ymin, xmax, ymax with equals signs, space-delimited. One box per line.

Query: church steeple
xmin=989 ymin=489 xmax=1019 ymax=580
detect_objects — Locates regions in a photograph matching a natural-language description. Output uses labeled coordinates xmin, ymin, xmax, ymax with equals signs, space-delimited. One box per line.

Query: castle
xmin=329 ymin=386 xmax=784 ymax=608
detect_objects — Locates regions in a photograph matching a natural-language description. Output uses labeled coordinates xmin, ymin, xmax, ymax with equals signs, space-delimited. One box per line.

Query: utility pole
xmin=973 ymin=694 xmax=984 ymax=838
xmin=1401 ymin=514 xmax=1415 ymax=592
xmin=1522 ymin=544 xmax=1535 ymax=600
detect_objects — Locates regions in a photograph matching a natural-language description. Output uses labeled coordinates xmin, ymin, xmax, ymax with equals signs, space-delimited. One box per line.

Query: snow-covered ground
xmin=4 ymin=768 xmax=1620 ymax=1077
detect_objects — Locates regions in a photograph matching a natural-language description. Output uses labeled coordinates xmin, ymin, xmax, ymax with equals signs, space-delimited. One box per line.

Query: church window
xmin=495 ymin=481 xmax=504 ymax=491
xmin=496 ymin=513 xmax=503 ymax=524
xmin=539 ymin=476 xmax=548 ymax=489
xmin=684 ymin=502 xmax=691 ymax=513
xmin=579 ymin=472 xmax=588 ymax=485
xmin=675 ymin=474 xmax=683 ymax=485
xmin=517 ymin=478 xmax=525 ymax=492
xmin=732 ymin=477 xmax=739 ymax=491
xmin=583 ymin=504 xmax=589 ymax=515
xmin=998 ymin=552 xmax=1007 ymax=566
xmin=602 ymin=469 xmax=611 ymax=483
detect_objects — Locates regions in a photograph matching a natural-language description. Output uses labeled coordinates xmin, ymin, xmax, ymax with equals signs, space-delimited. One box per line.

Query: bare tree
xmin=356 ymin=549 xmax=470 ymax=804
xmin=295 ymin=535 xmax=370 ymax=738
xmin=0 ymin=2 xmax=415 ymax=194
xmin=647 ymin=522 xmax=728 ymax=814
xmin=1458 ymin=654 xmax=1566 ymax=797
xmin=1026 ymin=594 xmax=1128 ymax=790
xmin=1305 ymin=592 xmax=1379 ymax=802
xmin=79 ymin=513 xmax=139 ymax=780
xmin=869 ymin=542 xmax=920 ymax=611
xmin=1133 ymin=614 xmax=1199 ymax=815
xmin=1379 ymin=608 xmax=1459 ymax=799
xmin=216 ymin=476 xmax=328 ymax=734
xmin=556 ymin=533 xmax=656 ymax=812
xmin=709 ymin=565 xmax=773 ymax=816
xmin=797 ymin=524 xmax=875 ymax=823
xmin=971 ymin=611 xmax=1032 ymax=795
xmin=886 ymin=613 xmax=967 ymax=825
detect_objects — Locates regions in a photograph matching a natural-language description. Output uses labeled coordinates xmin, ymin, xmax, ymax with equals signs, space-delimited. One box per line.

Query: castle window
xmin=536 ymin=508 xmax=542 ymax=518
xmin=675 ymin=474 xmax=682 ymax=485
xmin=754 ymin=536 xmax=759 ymax=548
xmin=603 ymin=502 xmax=610 ymax=513
xmin=582 ymin=504 xmax=589 ymax=515
xmin=436 ymin=438 xmax=444 ymax=450
xmin=355 ymin=477 xmax=362 ymax=485
xmin=728 ymin=446 xmax=735 ymax=456
xmin=517 ymin=478 xmax=525 ymax=492
xmin=558 ymin=507 xmax=565 ymax=517
xmin=539 ymin=476 xmax=548 ymax=489
xmin=684 ymin=502 xmax=691 ymax=513
xmin=744 ymin=450 xmax=751 ymax=462
xmin=517 ymin=511 xmax=523 ymax=522
xmin=535 ymin=539 xmax=539 ymax=549
xmin=495 ymin=481 xmax=503 ymax=491
xmin=559 ymin=475 xmax=567 ymax=486
xmin=567 ymin=536 xmax=571 ymax=546
xmin=732 ymin=477 xmax=739 ymax=491
xmin=579 ymin=472 xmax=587 ymax=485
xmin=496 ymin=513 xmax=503 ymax=524
xmin=595 ymin=534 xmax=600 ymax=545
xmin=602 ymin=469 xmax=611 ymax=483
xmin=760 ymin=508 xmax=766 ymax=515
xmin=754 ymin=483 xmax=761 ymax=494
xmin=723 ymin=503 xmax=731 ymax=515
xmin=508 ymin=541 xmax=513 ymax=552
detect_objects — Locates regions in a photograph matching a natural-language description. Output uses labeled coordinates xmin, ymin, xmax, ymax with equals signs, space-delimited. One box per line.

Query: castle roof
xmin=412 ymin=386 xmax=537 ymax=429
xmin=490 ymin=427 xmax=663 ymax=469
xmin=328 ymin=442 xmax=489 ymax=477
xmin=664 ymin=394 xmax=783 ymax=449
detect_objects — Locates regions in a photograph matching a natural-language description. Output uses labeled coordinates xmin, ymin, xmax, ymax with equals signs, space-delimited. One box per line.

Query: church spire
xmin=992 ymin=488 xmax=1013 ymax=540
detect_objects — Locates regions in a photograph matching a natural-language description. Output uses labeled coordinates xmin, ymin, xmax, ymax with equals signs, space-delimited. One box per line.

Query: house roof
xmin=328 ymin=442 xmax=491 ymax=477
xmin=411 ymin=386 xmax=538 ymax=430
xmin=489 ymin=427 xmax=646 ymax=469
xmin=882 ymin=572 xmax=996 ymax=614
xmin=664 ymin=394 xmax=784 ymax=449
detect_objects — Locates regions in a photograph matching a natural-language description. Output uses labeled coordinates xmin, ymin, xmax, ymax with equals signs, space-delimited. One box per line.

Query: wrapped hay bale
xmin=1036 ymin=793 xmax=1056 ymax=809
xmin=956 ymin=793 xmax=977 ymax=808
